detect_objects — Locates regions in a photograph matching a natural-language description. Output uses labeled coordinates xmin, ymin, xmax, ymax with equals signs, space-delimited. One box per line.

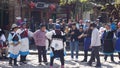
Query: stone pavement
xmin=0 ymin=54 xmax=120 ymax=68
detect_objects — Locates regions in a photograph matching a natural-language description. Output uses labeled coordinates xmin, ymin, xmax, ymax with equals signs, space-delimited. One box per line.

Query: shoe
xmin=19 ymin=62 xmax=24 ymax=65
xmin=87 ymin=62 xmax=92 ymax=66
xmin=95 ymin=65 xmax=101 ymax=67
xmin=9 ymin=63 xmax=12 ymax=66
xmin=44 ymin=62 xmax=48 ymax=65
xmin=81 ymin=59 xmax=87 ymax=62
xmin=93 ymin=59 xmax=95 ymax=62
xmin=23 ymin=61 xmax=27 ymax=64
xmin=111 ymin=60 xmax=115 ymax=62
xmin=104 ymin=57 xmax=107 ymax=61
xmin=39 ymin=62 xmax=42 ymax=65
xmin=14 ymin=64 xmax=19 ymax=66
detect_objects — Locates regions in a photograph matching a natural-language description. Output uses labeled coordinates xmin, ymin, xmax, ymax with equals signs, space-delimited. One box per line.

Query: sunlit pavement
xmin=0 ymin=53 xmax=120 ymax=68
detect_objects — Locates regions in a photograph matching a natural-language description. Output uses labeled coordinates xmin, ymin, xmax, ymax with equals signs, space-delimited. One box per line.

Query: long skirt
xmin=103 ymin=40 xmax=114 ymax=55
xmin=84 ymin=37 xmax=91 ymax=51
xmin=115 ymin=38 xmax=120 ymax=52
xmin=19 ymin=38 xmax=29 ymax=56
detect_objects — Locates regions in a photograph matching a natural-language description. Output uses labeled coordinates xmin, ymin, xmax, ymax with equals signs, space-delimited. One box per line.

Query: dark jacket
xmin=69 ymin=28 xmax=79 ymax=41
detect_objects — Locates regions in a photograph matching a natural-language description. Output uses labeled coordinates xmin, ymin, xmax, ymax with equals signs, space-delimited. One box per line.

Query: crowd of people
xmin=0 ymin=18 xmax=120 ymax=68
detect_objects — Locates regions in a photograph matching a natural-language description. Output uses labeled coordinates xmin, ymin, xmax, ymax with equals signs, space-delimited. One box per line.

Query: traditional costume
xmin=17 ymin=23 xmax=33 ymax=64
xmin=46 ymin=24 xmax=66 ymax=68
xmin=8 ymin=24 xmax=21 ymax=66
xmin=102 ymin=28 xmax=115 ymax=62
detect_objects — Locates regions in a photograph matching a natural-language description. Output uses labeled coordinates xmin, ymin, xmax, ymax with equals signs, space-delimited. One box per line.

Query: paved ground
xmin=0 ymin=54 xmax=120 ymax=68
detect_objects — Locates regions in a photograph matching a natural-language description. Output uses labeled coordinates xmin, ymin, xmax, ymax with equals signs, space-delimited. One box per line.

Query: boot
xmin=111 ymin=55 xmax=115 ymax=62
xmin=81 ymin=51 xmax=87 ymax=62
xmin=14 ymin=58 xmax=18 ymax=66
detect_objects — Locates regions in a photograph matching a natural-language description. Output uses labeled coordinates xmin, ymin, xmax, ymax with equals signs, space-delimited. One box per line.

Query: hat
xmin=118 ymin=22 xmax=120 ymax=26
xmin=11 ymin=24 xmax=18 ymax=29
xmin=55 ymin=24 xmax=61 ymax=29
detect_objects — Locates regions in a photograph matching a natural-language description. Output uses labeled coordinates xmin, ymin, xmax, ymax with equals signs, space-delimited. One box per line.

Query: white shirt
xmin=0 ymin=34 xmax=6 ymax=42
xmin=90 ymin=28 xmax=101 ymax=47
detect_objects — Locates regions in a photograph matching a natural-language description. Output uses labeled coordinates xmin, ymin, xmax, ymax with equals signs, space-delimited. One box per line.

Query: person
xmin=16 ymin=23 xmax=33 ymax=65
xmin=33 ymin=25 xmax=48 ymax=65
xmin=87 ymin=23 xmax=101 ymax=67
xmin=115 ymin=22 xmax=120 ymax=62
xmin=47 ymin=19 xmax=55 ymax=31
xmin=46 ymin=24 xmax=66 ymax=68
xmin=0 ymin=28 xmax=8 ymax=59
xmin=69 ymin=23 xmax=80 ymax=61
xmin=8 ymin=24 xmax=21 ymax=66
xmin=102 ymin=24 xmax=115 ymax=62
xmin=60 ymin=19 xmax=66 ymax=33
xmin=78 ymin=26 xmax=84 ymax=50
xmin=81 ymin=22 xmax=92 ymax=62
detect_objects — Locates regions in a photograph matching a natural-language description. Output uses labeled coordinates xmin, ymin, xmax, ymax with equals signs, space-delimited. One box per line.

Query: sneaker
xmin=44 ymin=62 xmax=48 ymax=65
xmin=14 ymin=64 xmax=19 ymax=66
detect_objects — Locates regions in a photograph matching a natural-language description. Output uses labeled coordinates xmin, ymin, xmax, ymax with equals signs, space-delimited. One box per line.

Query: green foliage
xmin=60 ymin=0 xmax=88 ymax=5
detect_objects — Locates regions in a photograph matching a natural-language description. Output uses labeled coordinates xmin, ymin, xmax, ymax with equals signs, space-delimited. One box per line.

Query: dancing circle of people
xmin=0 ymin=18 xmax=120 ymax=68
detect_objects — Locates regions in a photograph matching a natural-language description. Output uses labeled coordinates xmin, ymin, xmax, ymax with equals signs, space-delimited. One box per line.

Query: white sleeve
xmin=45 ymin=39 xmax=49 ymax=50
xmin=90 ymin=29 xmax=98 ymax=46
xmin=46 ymin=31 xmax=54 ymax=40
xmin=1 ymin=34 xmax=6 ymax=42
xmin=28 ymin=30 xmax=33 ymax=37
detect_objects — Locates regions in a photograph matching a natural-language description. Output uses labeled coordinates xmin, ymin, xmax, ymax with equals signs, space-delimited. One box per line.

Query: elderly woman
xmin=102 ymin=24 xmax=115 ymax=62
xmin=17 ymin=23 xmax=33 ymax=65
xmin=8 ymin=24 xmax=21 ymax=66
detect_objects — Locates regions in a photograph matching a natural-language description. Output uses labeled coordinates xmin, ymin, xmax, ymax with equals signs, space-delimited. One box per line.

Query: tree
xmin=59 ymin=0 xmax=89 ymax=20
